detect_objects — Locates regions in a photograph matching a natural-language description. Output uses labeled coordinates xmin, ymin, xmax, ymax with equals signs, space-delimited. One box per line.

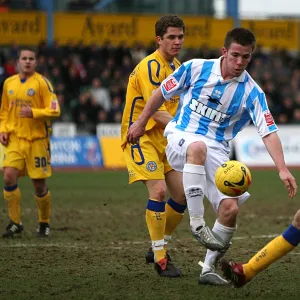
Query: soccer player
xmin=121 ymin=15 xmax=224 ymax=278
xmin=221 ymin=209 xmax=300 ymax=287
xmin=0 ymin=48 xmax=60 ymax=238
xmin=127 ymin=27 xmax=298 ymax=284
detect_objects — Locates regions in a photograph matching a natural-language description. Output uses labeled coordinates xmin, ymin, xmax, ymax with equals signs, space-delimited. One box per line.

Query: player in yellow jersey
xmin=121 ymin=15 xmax=223 ymax=278
xmin=0 ymin=48 xmax=60 ymax=238
xmin=221 ymin=209 xmax=300 ymax=287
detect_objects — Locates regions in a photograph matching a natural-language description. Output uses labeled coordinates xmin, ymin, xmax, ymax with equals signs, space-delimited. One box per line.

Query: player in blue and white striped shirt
xmin=127 ymin=28 xmax=297 ymax=284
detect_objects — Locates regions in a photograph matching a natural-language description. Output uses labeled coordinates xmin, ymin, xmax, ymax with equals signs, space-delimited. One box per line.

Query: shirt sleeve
xmin=0 ymin=80 xmax=9 ymax=133
xmin=138 ymin=59 xmax=167 ymax=112
xmin=247 ymin=90 xmax=278 ymax=137
xmin=31 ymin=77 xmax=61 ymax=119
xmin=160 ymin=61 xmax=191 ymax=100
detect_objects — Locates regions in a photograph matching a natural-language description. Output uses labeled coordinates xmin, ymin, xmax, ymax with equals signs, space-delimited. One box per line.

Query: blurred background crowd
xmin=1 ymin=0 xmax=300 ymax=135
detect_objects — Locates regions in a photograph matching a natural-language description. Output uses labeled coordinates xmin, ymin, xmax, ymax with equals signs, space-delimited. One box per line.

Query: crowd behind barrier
xmin=1 ymin=41 xmax=300 ymax=136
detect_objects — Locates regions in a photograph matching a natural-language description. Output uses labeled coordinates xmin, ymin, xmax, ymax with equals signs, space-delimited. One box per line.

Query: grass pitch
xmin=0 ymin=170 xmax=300 ymax=300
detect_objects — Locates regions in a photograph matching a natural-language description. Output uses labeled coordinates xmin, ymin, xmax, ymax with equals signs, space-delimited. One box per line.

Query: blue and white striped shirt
xmin=161 ymin=57 xmax=277 ymax=144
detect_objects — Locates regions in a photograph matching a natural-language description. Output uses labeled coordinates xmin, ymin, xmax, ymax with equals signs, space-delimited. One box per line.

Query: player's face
xmin=18 ymin=50 xmax=37 ymax=77
xmin=157 ymin=27 xmax=184 ymax=61
xmin=222 ymin=42 xmax=253 ymax=79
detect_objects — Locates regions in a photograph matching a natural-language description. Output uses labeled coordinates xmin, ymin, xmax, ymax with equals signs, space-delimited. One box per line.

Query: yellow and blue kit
xmin=0 ymin=72 xmax=60 ymax=178
xmin=121 ymin=50 xmax=181 ymax=184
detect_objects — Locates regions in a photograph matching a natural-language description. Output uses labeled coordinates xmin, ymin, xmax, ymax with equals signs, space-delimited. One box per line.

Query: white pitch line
xmin=0 ymin=233 xmax=289 ymax=250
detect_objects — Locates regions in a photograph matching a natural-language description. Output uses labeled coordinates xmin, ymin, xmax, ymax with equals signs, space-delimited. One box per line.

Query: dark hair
xmin=224 ymin=28 xmax=256 ymax=50
xmin=155 ymin=15 xmax=185 ymax=38
xmin=18 ymin=47 xmax=37 ymax=59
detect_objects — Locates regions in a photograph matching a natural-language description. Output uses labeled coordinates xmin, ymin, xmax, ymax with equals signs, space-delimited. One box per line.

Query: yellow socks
xmin=35 ymin=190 xmax=51 ymax=223
xmin=3 ymin=185 xmax=21 ymax=224
xmin=164 ymin=198 xmax=186 ymax=245
xmin=146 ymin=199 xmax=166 ymax=262
xmin=243 ymin=235 xmax=296 ymax=281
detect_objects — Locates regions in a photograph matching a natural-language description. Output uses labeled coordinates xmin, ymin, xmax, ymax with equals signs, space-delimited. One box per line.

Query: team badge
xmin=27 ymin=88 xmax=35 ymax=96
xmin=8 ymin=90 xmax=14 ymax=95
xmin=146 ymin=161 xmax=157 ymax=172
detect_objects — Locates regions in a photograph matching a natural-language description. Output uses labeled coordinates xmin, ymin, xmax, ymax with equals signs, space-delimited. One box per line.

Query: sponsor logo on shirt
xmin=51 ymin=99 xmax=58 ymax=110
xmin=206 ymin=95 xmax=222 ymax=105
xmin=163 ymin=77 xmax=178 ymax=92
xmin=189 ymin=99 xmax=229 ymax=123
xmin=264 ymin=111 xmax=275 ymax=126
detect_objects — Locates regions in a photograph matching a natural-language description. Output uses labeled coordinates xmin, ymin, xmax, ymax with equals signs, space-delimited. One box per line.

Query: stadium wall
xmin=0 ymin=12 xmax=299 ymax=50
xmin=47 ymin=123 xmax=300 ymax=169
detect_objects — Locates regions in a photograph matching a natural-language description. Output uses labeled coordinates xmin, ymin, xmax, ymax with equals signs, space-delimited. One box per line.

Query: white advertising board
xmin=234 ymin=125 xmax=300 ymax=166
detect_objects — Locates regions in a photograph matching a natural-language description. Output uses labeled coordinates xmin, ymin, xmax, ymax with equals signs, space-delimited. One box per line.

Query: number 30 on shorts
xmin=35 ymin=157 xmax=48 ymax=168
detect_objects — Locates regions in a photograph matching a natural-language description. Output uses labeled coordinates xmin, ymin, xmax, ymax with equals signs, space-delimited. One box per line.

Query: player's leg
xmin=2 ymin=135 xmax=25 ymax=238
xmin=199 ymin=147 xmax=249 ymax=285
xmin=222 ymin=209 xmax=300 ymax=287
xmin=123 ymin=134 xmax=180 ymax=277
xmin=166 ymin=133 xmax=225 ymax=251
xmin=199 ymin=197 xmax=238 ymax=285
xmin=2 ymin=167 xmax=23 ymax=237
xmin=32 ymin=178 xmax=51 ymax=237
xmin=164 ymin=169 xmax=186 ymax=247
xmin=27 ymin=138 xmax=52 ymax=237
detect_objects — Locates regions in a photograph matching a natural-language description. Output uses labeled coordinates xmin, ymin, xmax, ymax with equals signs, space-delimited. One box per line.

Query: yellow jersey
xmin=121 ymin=50 xmax=181 ymax=149
xmin=0 ymin=72 xmax=60 ymax=141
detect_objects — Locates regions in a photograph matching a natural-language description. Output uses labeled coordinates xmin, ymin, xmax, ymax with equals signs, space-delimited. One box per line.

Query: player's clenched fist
xmin=0 ymin=133 xmax=8 ymax=146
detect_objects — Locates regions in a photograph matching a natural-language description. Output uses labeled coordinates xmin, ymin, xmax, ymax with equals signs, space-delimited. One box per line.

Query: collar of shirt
xmin=211 ymin=56 xmax=246 ymax=83
xmin=156 ymin=50 xmax=175 ymax=69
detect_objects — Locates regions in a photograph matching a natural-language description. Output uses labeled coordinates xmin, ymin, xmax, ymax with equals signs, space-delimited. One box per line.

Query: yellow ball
xmin=215 ymin=160 xmax=252 ymax=197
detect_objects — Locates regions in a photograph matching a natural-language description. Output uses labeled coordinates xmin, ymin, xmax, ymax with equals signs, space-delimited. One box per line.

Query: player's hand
xmin=20 ymin=105 xmax=33 ymax=118
xmin=0 ymin=133 xmax=9 ymax=146
xmin=279 ymin=169 xmax=298 ymax=198
xmin=127 ymin=121 xmax=145 ymax=144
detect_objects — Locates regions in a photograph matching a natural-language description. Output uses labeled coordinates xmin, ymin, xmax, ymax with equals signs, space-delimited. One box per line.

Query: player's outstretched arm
xmin=127 ymin=88 xmax=165 ymax=143
xmin=262 ymin=132 xmax=298 ymax=198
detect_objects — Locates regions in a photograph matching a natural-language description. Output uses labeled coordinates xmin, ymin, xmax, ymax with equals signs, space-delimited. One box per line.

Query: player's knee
xmin=32 ymin=179 xmax=47 ymax=196
xmin=149 ymin=186 xmax=167 ymax=202
xmin=3 ymin=170 xmax=18 ymax=187
xmin=292 ymin=210 xmax=300 ymax=229
xmin=186 ymin=141 xmax=207 ymax=165
xmin=219 ymin=200 xmax=239 ymax=222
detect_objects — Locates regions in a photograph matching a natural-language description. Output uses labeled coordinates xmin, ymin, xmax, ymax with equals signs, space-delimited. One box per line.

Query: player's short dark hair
xmin=18 ymin=47 xmax=37 ymax=59
xmin=224 ymin=28 xmax=256 ymax=50
xmin=155 ymin=15 xmax=185 ymax=38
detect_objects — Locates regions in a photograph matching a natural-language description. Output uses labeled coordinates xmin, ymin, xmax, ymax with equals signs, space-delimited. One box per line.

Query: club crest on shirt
xmin=27 ymin=88 xmax=35 ymax=96
xmin=146 ymin=161 xmax=157 ymax=172
xmin=8 ymin=90 xmax=14 ymax=95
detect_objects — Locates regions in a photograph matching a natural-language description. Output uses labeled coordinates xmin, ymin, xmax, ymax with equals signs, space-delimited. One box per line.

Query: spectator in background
xmin=131 ymin=42 xmax=147 ymax=65
xmin=4 ymin=58 xmax=16 ymax=77
xmin=90 ymin=78 xmax=111 ymax=113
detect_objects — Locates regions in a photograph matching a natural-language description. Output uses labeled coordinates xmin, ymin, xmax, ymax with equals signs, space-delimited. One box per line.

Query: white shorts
xmin=166 ymin=131 xmax=250 ymax=212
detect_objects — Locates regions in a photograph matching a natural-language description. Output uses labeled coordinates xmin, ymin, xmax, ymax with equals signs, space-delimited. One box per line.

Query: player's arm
xmin=262 ymin=132 xmax=297 ymax=198
xmin=152 ymin=111 xmax=173 ymax=128
xmin=0 ymin=80 xmax=9 ymax=133
xmin=250 ymin=91 xmax=297 ymax=198
xmin=138 ymin=59 xmax=172 ymax=128
xmin=0 ymin=80 xmax=10 ymax=146
xmin=31 ymin=77 xmax=60 ymax=119
xmin=127 ymin=63 xmax=189 ymax=143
